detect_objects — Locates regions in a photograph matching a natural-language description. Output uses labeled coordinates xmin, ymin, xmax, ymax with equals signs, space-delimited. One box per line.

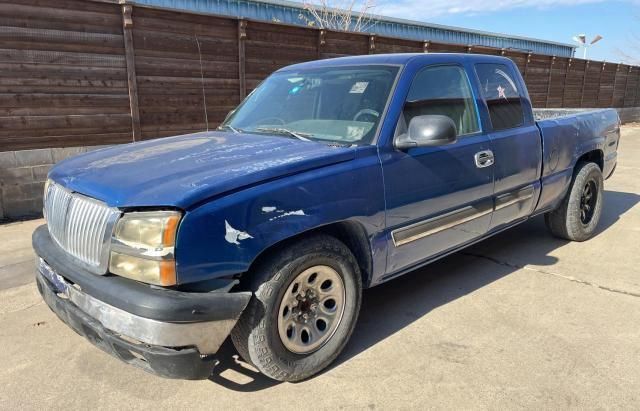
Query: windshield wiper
xmin=217 ymin=124 xmax=241 ymax=134
xmin=254 ymin=127 xmax=313 ymax=142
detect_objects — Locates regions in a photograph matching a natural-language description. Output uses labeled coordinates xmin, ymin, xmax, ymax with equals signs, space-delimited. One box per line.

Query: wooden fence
xmin=1 ymin=0 xmax=639 ymax=152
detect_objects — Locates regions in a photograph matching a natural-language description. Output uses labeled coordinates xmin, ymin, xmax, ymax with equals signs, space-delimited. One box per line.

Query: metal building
xmin=131 ymin=0 xmax=577 ymax=57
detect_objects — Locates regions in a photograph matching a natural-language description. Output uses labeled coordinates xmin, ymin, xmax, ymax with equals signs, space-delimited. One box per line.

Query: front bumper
xmin=33 ymin=225 xmax=251 ymax=380
xmin=36 ymin=270 xmax=217 ymax=379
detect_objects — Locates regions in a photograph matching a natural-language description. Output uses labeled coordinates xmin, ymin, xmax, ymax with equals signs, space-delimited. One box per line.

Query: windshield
xmin=222 ymin=65 xmax=399 ymax=145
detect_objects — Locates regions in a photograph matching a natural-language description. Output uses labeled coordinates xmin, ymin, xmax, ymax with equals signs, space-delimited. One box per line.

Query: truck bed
xmin=533 ymin=108 xmax=614 ymax=121
xmin=532 ymin=107 xmax=620 ymax=211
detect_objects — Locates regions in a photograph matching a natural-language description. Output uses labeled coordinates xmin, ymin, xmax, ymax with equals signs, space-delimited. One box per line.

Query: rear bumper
xmin=33 ymin=225 xmax=252 ymax=380
xmin=604 ymin=152 xmax=617 ymax=180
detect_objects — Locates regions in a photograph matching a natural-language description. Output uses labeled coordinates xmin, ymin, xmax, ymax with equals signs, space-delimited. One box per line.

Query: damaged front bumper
xmin=33 ymin=225 xmax=251 ymax=380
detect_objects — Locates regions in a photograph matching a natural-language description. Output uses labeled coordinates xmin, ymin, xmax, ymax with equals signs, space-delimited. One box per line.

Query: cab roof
xmin=277 ymin=53 xmax=515 ymax=72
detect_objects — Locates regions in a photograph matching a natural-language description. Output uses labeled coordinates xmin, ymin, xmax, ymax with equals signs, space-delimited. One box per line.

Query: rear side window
xmin=403 ymin=65 xmax=480 ymax=136
xmin=475 ymin=63 xmax=524 ymax=131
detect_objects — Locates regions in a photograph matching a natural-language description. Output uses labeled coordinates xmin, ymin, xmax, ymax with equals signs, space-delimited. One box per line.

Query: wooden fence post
xmin=545 ymin=56 xmax=555 ymax=108
xmin=237 ymin=19 xmax=247 ymax=100
xmin=561 ymin=58 xmax=572 ymax=108
xmin=368 ymin=34 xmax=376 ymax=54
xmin=629 ymin=70 xmax=640 ymax=107
xmin=317 ymin=29 xmax=326 ymax=59
xmin=523 ymin=53 xmax=532 ymax=83
xmin=611 ymin=64 xmax=620 ymax=107
xmin=635 ymin=69 xmax=640 ymax=107
xmin=121 ymin=3 xmax=140 ymax=142
xmin=622 ymin=66 xmax=631 ymax=107
xmin=580 ymin=60 xmax=589 ymax=108
xmin=595 ymin=62 xmax=605 ymax=107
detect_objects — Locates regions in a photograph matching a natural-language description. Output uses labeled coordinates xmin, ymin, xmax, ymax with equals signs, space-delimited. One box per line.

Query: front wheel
xmin=230 ymin=234 xmax=362 ymax=382
xmin=545 ymin=161 xmax=604 ymax=241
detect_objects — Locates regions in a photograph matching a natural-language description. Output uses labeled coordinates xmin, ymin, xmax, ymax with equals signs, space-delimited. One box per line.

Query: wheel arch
xmin=244 ymin=220 xmax=374 ymax=288
xmin=576 ymin=149 xmax=604 ymax=171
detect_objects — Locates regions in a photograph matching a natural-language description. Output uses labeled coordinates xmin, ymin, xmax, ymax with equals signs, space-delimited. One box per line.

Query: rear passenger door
xmin=383 ymin=64 xmax=494 ymax=275
xmin=474 ymin=63 xmax=542 ymax=231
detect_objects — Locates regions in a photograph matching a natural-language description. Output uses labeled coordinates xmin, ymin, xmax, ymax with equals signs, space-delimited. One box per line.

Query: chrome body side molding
xmin=391 ymin=185 xmax=535 ymax=247
xmin=392 ymin=200 xmax=493 ymax=247
xmin=495 ymin=185 xmax=535 ymax=211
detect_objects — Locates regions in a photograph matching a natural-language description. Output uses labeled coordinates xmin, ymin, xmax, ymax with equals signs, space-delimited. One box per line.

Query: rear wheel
xmin=545 ymin=162 xmax=604 ymax=241
xmin=230 ymin=234 xmax=362 ymax=382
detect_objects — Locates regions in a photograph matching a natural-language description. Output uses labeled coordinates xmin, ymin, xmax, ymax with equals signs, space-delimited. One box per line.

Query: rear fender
xmin=535 ymin=109 xmax=618 ymax=212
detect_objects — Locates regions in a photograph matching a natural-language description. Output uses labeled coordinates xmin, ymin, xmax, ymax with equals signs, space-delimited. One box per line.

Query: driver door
xmin=382 ymin=64 xmax=495 ymax=275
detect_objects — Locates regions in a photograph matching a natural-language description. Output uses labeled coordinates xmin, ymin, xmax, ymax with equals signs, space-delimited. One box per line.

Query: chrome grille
xmin=44 ymin=182 xmax=120 ymax=273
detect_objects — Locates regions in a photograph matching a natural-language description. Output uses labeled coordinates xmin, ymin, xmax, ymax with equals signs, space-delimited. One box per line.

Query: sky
xmin=302 ymin=0 xmax=640 ymax=63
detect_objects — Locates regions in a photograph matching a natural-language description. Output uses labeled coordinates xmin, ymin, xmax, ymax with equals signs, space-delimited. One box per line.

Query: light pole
xmin=573 ymin=34 xmax=603 ymax=59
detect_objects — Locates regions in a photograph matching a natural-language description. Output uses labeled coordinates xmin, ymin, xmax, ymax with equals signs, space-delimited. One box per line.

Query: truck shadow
xmin=208 ymin=190 xmax=638 ymax=391
xmin=594 ymin=190 xmax=640 ymax=237
xmin=208 ymin=339 xmax=282 ymax=391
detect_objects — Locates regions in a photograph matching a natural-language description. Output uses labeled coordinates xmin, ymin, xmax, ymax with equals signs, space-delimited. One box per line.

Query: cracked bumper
xmin=37 ymin=268 xmax=219 ymax=379
xmin=33 ymin=225 xmax=252 ymax=380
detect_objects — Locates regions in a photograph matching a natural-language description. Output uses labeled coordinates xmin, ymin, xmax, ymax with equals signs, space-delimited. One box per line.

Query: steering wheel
xmin=256 ymin=117 xmax=286 ymax=126
xmin=353 ymin=109 xmax=380 ymax=122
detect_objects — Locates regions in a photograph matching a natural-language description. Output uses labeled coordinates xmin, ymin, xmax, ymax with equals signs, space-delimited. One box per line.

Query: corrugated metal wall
xmin=131 ymin=0 xmax=576 ymax=57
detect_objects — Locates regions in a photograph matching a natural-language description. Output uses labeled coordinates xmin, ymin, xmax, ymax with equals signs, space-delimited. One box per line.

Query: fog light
xmin=109 ymin=252 xmax=176 ymax=286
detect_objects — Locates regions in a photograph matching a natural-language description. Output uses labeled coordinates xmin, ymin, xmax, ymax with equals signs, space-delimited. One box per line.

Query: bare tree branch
xmin=614 ymin=14 xmax=640 ymax=64
xmin=300 ymin=0 xmax=376 ymax=32
xmin=615 ymin=47 xmax=640 ymax=65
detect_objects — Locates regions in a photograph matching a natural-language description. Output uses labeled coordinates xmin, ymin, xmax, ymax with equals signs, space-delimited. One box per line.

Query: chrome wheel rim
xmin=277 ymin=265 xmax=346 ymax=354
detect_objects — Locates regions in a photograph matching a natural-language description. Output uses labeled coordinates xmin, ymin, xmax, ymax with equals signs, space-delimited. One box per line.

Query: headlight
xmin=113 ymin=211 xmax=180 ymax=249
xmin=110 ymin=211 xmax=181 ymax=286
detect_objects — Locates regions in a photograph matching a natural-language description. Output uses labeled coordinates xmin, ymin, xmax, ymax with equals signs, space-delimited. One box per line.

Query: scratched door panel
xmin=382 ymin=133 xmax=494 ymax=274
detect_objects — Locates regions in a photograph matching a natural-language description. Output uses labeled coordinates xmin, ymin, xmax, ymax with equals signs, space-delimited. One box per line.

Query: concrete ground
xmin=1 ymin=127 xmax=639 ymax=410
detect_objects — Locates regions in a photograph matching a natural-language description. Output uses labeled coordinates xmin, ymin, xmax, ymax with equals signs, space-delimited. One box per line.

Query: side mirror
xmin=394 ymin=115 xmax=458 ymax=150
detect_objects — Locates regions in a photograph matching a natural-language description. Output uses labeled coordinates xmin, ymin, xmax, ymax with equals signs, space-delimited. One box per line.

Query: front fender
xmin=174 ymin=147 xmax=385 ymax=285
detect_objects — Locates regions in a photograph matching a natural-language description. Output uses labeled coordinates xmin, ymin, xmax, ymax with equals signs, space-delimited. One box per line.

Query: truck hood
xmin=49 ymin=131 xmax=355 ymax=209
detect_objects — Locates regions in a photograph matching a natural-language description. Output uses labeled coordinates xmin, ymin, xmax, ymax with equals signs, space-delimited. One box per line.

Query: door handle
xmin=474 ymin=150 xmax=494 ymax=168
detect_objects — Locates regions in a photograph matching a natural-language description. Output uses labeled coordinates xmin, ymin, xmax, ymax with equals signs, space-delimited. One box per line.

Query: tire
xmin=545 ymin=162 xmax=604 ymax=241
xmin=230 ymin=234 xmax=362 ymax=382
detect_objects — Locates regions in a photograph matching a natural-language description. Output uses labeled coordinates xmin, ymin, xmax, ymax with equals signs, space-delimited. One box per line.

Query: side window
xmin=403 ymin=65 xmax=480 ymax=136
xmin=475 ymin=63 xmax=524 ymax=130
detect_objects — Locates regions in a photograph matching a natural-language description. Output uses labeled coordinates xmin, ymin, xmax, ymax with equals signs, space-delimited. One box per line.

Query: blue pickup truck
xmin=34 ymin=53 xmax=620 ymax=382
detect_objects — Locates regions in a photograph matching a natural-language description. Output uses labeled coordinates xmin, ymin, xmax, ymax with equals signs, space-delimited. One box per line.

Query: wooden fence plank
xmin=0 ymin=94 xmax=129 ymax=108
xmin=0 ymin=114 xmax=132 ymax=133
